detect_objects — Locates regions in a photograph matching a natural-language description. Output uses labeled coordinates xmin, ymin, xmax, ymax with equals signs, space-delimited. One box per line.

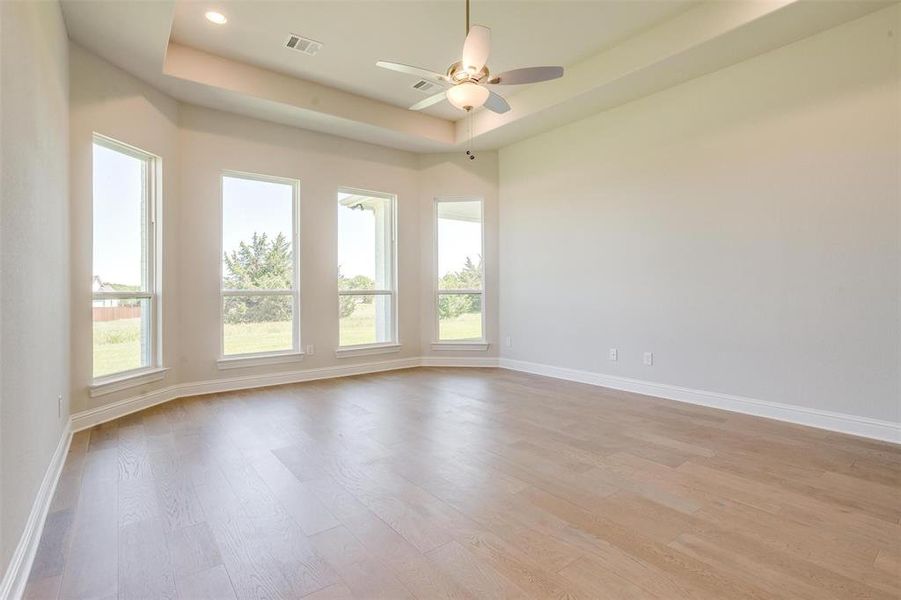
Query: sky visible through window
xmin=92 ymin=143 xmax=145 ymax=287
xmin=93 ymin=156 xmax=482 ymax=287
xmin=438 ymin=203 xmax=482 ymax=281
xmin=336 ymin=194 xmax=481 ymax=281
xmin=222 ymin=176 xmax=294 ymax=281
xmin=338 ymin=194 xmax=378 ymax=280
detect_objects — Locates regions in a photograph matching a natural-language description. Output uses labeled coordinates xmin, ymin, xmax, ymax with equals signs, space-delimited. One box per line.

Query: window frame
xmin=433 ymin=196 xmax=486 ymax=344
xmin=218 ymin=169 xmax=302 ymax=361
xmin=91 ymin=133 xmax=162 ymax=384
xmin=336 ymin=186 xmax=398 ymax=351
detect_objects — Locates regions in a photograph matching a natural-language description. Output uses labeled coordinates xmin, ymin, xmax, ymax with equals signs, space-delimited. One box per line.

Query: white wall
xmin=68 ymin=47 xmax=500 ymax=416
xmin=0 ymin=0 xmax=70 ymax=574
xmin=499 ymin=6 xmax=901 ymax=424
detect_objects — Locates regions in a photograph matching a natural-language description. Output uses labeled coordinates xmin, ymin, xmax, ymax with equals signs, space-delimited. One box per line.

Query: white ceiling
xmin=61 ymin=0 xmax=891 ymax=152
xmin=171 ymin=1 xmax=696 ymax=121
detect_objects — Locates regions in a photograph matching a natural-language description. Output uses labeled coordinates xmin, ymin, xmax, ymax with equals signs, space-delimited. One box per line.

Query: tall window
xmin=92 ymin=135 xmax=158 ymax=380
xmin=435 ymin=199 xmax=484 ymax=341
xmin=337 ymin=189 xmax=396 ymax=348
xmin=221 ymin=172 xmax=299 ymax=357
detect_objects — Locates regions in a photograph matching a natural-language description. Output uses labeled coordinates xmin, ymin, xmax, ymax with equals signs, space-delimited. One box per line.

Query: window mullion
xmin=92 ymin=135 xmax=159 ymax=381
xmin=221 ymin=289 xmax=294 ymax=297
xmin=337 ymin=189 xmax=397 ymax=348
xmin=435 ymin=198 xmax=485 ymax=343
xmin=93 ymin=292 xmax=153 ymax=300
xmin=338 ymin=289 xmax=393 ymax=296
xmin=220 ymin=172 xmax=299 ymax=358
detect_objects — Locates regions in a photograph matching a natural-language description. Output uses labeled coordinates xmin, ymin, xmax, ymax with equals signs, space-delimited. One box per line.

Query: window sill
xmin=90 ymin=367 xmax=169 ymax=398
xmin=335 ymin=343 xmax=401 ymax=359
xmin=431 ymin=341 xmax=490 ymax=352
xmin=217 ymin=351 xmax=305 ymax=370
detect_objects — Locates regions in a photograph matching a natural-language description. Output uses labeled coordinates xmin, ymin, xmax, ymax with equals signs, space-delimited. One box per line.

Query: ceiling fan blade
xmin=409 ymin=92 xmax=447 ymax=111
xmin=488 ymin=66 xmax=564 ymax=85
xmin=376 ymin=61 xmax=450 ymax=87
xmin=462 ymin=25 xmax=490 ymax=73
xmin=483 ymin=90 xmax=510 ymax=114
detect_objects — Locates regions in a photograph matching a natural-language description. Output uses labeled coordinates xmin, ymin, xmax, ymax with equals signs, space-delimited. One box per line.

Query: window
xmin=337 ymin=189 xmax=397 ymax=347
xmin=221 ymin=172 xmax=300 ymax=357
xmin=92 ymin=135 xmax=159 ymax=380
xmin=435 ymin=199 xmax=484 ymax=341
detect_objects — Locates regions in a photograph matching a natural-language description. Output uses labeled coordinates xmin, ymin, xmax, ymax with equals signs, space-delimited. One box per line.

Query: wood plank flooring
xmin=24 ymin=367 xmax=901 ymax=599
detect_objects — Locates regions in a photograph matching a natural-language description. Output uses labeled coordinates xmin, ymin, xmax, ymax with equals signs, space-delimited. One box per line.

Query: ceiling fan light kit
xmin=447 ymin=82 xmax=489 ymax=111
xmin=376 ymin=0 xmax=564 ymax=159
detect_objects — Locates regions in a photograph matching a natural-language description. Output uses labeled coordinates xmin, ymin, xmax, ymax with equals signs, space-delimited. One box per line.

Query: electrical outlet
xmin=505 ymin=336 xmax=512 ymax=348
xmin=608 ymin=348 xmax=617 ymax=361
xmin=306 ymin=344 xmax=315 ymax=355
xmin=643 ymin=352 xmax=654 ymax=366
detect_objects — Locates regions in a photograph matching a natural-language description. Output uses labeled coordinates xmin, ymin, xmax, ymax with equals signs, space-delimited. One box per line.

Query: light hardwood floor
xmin=24 ymin=367 xmax=901 ymax=599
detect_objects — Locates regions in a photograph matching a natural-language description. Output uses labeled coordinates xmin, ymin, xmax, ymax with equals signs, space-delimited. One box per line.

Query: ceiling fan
xmin=376 ymin=0 xmax=564 ymax=114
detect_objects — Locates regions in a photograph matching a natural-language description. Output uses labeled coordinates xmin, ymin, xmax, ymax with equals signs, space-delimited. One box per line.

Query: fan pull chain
xmin=465 ymin=109 xmax=476 ymax=161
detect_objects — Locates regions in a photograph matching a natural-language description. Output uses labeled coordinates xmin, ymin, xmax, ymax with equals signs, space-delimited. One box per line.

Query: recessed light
xmin=205 ymin=11 xmax=227 ymax=24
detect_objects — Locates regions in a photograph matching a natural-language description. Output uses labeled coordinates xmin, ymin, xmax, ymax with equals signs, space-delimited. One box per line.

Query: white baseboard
xmin=0 ymin=422 xmax=72 ymax=600
xmin=420 ymin=356 xmax=499 ymax=367
xmin=499 ymin=358 xmax=901 ymax=444
xmin=72 ymin=357 xmax=507 ymax=431
xmin=71 ymin=354 xmax=900 ymax=440
xmin=72 ymin=357 xmax=422 ymax=432
xmin=8 ymin=356 xmax=897 ymax=598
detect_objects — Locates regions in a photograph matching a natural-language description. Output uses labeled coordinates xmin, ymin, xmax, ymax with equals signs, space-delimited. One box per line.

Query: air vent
xmin=285 ymin=34 xmax=322 ymax=56
xmin=412 ymin=79 xmax=437 ymax=94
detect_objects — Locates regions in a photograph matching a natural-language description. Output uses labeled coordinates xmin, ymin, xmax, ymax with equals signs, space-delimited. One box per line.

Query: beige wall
xmin=418 ymin=153 xmax=499 ymax=359
xmin=67 ymin=5 xmax=898 ymax=434
xmin=68 ymin=47 xmax=500 ymax=416
xmin=499 ymin=6 xmax=901 ymax=423
xmin=5 ymin=0 xmax=897 ymax=589
xmin=69 ymin=44 xmax=180 ymax=413
xmin=176 ymin=104 xmax=422 ymax=382
xmin=0 ymin=0 xmax=70 ymax=574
